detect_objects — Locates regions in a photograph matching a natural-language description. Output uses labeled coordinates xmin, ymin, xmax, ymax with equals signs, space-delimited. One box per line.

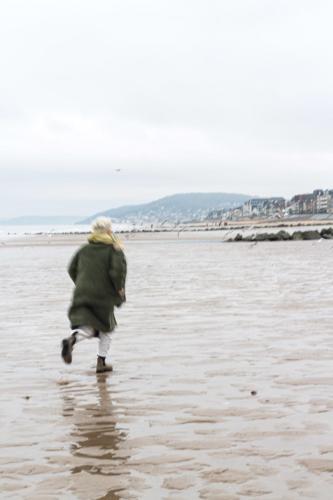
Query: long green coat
xmin=68 ymin=242 xmax=127 ymax=332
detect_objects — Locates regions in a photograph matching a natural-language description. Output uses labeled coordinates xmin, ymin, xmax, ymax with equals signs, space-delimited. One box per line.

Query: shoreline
xmin=1 ymin=223 xmax=333 ymax=247
xmin=1 ymin=217 xmax=333 ymax=247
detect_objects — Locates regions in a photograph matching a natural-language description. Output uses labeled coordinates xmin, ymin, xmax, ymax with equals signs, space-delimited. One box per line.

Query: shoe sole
xmin=61 ymin=339 xmax=72 ymax=364
xmin=96 ymin=367 xmax=113 ymax=373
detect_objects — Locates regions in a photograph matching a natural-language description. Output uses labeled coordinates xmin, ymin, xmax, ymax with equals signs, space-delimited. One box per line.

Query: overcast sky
xmin=1 ymin=0 xmax=333 ymax=217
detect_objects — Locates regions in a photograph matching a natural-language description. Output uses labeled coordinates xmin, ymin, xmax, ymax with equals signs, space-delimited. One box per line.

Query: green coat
xmin=68 ymin=242 xmax=127 ymax=332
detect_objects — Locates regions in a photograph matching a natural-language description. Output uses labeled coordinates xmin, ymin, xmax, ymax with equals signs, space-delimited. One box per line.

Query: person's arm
xmin=109 ymin=248 xmax=127 ymax=303
xmin=68 ymin=251 xmax=80 ymax=283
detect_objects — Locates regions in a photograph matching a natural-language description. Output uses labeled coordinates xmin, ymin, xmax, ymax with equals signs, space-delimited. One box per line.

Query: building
xmin=289 ymin=190 xmax=333 ymax=215
xmin=328 ymin=190 xmax=333 ymax=214
xmin=289 ymin=194 xmax=315 ymax=215
xmin=242 ymin=198 xmax=285 ymax=217
xmin=316 ymin=193 xmax=330 ymax=213
xmin=207 ymin=189 xmax=333 ymax=222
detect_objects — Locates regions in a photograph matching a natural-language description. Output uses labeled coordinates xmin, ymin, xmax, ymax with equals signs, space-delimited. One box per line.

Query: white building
xmin=242 ymin=198 xmax=285 ymax=217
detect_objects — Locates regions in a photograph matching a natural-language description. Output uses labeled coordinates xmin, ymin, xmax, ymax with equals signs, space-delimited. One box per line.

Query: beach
xmin=1 ymin=235 xmax=333 ymax=499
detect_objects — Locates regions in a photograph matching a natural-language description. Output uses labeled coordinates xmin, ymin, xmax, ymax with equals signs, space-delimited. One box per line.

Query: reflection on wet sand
xmin=60 ymin=375 xmax=130 ymax=499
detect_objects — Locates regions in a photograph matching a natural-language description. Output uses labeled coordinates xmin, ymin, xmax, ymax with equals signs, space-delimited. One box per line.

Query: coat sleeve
xmin=109 ymin=248 xmax=127 ymax=301
xmin=68 ymin=251 xmax=80 ymax=283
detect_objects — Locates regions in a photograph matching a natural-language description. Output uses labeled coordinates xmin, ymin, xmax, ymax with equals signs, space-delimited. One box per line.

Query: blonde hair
xmin=91 ymin=216 xmax=112 ymax=234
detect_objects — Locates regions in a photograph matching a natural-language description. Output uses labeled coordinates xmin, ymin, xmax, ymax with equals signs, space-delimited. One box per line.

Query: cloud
xmin=0 ymin=0 xmax=333 ymax=215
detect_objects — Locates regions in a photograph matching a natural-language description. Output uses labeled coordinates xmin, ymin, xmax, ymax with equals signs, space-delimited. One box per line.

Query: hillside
xmin=79 ymin=193 xmax=251 ymax=225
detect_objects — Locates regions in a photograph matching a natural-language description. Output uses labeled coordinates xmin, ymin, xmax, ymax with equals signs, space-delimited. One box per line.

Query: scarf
xmin=88 ymin=231 xmax=123 ymax=250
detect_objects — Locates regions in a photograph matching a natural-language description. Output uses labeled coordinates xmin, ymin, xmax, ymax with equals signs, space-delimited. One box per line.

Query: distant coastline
xmin=1 ymin=217 xmax=333 ymax=246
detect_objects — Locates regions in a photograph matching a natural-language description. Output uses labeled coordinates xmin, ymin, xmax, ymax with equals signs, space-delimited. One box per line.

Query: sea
xmin=0 ymin=221 xmax=331 ymax=243
xmin=0 ymin=223 xmax=136 ymax=241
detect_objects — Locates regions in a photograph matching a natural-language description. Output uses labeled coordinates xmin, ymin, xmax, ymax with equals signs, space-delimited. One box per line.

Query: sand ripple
xmin=0 ymin=240 xmax=333 ymax=498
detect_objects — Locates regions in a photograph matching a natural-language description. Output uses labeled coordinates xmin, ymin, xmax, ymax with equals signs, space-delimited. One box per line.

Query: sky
xmin=1 ymin=0 xmax=333 ymax=217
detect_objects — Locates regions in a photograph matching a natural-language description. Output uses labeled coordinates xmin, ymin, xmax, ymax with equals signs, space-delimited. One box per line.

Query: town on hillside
xmin=208 ymin=189 xmax=333 ymax=222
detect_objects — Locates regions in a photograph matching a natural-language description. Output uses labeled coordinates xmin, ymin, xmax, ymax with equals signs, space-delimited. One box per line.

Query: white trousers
xmin=71 ymin=326 xmax=112 ymax=358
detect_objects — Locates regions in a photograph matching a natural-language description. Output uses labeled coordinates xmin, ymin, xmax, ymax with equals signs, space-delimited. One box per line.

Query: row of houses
xmin=209 ymin=189 xmax=333 ymax=220
xmin=288 ymin=189 xmax=333 ymax=215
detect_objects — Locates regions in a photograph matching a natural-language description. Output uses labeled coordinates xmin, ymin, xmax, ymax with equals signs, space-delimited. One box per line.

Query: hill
xmin=79 ymin=193 xmax=251 ymax=225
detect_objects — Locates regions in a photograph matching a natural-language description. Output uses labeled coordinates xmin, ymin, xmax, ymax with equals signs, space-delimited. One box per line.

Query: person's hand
xmin=115 ymin=288 xmax=126 ymax=307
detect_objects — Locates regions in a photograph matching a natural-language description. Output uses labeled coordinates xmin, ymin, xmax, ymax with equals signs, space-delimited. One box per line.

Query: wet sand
xmin=1 ymin=238 xmax=333 ymax=499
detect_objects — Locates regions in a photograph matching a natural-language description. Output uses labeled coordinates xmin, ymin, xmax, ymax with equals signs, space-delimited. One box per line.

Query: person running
xmin=61 ymin=217 xmax=127 ymax=373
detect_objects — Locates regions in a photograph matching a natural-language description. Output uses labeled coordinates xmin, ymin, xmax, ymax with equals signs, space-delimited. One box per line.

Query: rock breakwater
xmin=229 ymin=227 xmax=333 ymax=242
